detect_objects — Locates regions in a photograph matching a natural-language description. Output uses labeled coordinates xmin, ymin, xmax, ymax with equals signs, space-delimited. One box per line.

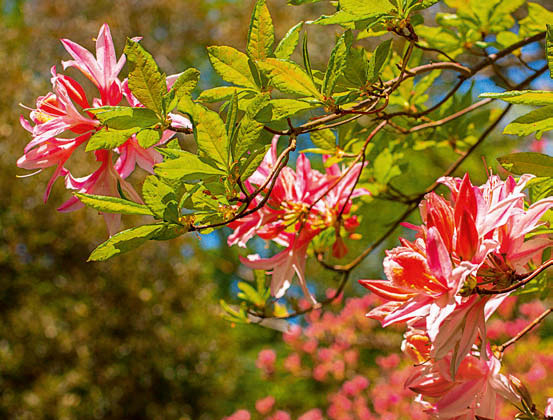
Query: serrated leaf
xmin=547 ymin=25 xmax=553 ymax=79
xmin=85 ymin=127 xmax=137 ymax=152
xmin=136 ymin=128 xmax=162 ymax=148
xmin=480 ymin=90 xmax=553 ymax=105
xmin=323 ymin=30 xmax=353 ymax=97
xmin=155 ymin=150 xmax=226 ymax=180
xmin=247 ymin=0 xmax=275 ymax=61
xmin=368 ymin=39 xmax=392 ymax=84
xmin=124 ymin=39 xmax=166 ymax=115
xmin=257 ymin=58 xmax=323 ymax=99
xmin=207 ymin=46 xmax=258 ymax=89
xmin=88 ymin=223 xmax=183 ymax=261
xmin=497 ymin=152 xmax=553 ymax=176
xmin=164 ymin=68 xmax=200 ymax=111
xmin=76 ymin=193 xmax=153 ymax=216
xmin=275 ymin=22 xmax=304 ymax=59
xmin=503 ymin=105 xmax=553 ymax=136
xmin=310 ymin=129 xmax=336 ymax=150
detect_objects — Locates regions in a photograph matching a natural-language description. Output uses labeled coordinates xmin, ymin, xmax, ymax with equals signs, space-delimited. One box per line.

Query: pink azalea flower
xmin=545 ymin=397 xmax=553 ymax=417
xmin=229 ymin=136 xmax=368 ymax=302
xmin=406 ymin=346 xmax=520 ymax=420
xmin=18 ymin=24 xmax=189 ymax=234
xmin=360 ymin=173 xmax=553 ymax=375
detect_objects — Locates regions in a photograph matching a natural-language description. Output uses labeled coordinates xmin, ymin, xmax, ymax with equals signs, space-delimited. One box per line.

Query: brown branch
xmin=169 ymin=125 xmax=193 ymax=134
xmin=498 ymin=307 xmax=553 ymax=354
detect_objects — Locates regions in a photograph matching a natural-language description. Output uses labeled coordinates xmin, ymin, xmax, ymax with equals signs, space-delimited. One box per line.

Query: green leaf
xmin=182 ymin=102 xmax=230 ymax=171
xmin=253 ymin=98 xmax=316 ymax=122
xmin=275 ymin=22 xmax=304 ymax=59
xmin=85 ymin=127 xmax=138 ymax=152
xmin=545 ymin=25 xmax=553 ymax=79
xmin=87 ymin=106 xmax=160 ymax=129
xmin=310 ymin=129 xmax=336 ymax=150
xmin=235 ymin=116 xmax=264 ymax=161
xmin=142 ymin=176 xmax=180 ymax=222
xmin=207 ymin=46 xmax=258 ymax=89
xmin=136 ymin=128 xmax=162 ymax=149
xmin=197 ymin=86 xmax=256 ymax=103
xmin=124 ymin=39 xmax=166 ymax=115
xmin=155 ymin=150 xmax=226 ymax=180
xmin=226 ymin=91 xmax=239 ymax=146
xmin=519 ymin=3 xmax=553 ymax=38
xmin=240 ymin=144 xmax=270 ymax=180
xmin=480 ymin=90 xmax=553 ymax=105
xmin=257 ymin=58 xmax=323 ymax=99
xmin=497 ymin=152 xmax=553 ymax=177
xmin=339 ymin=0 xmax=393 ymax=16
xmin=322 ymin=30 xmax=353 ymax=97
xmin=88 ymin=223 xmax=184 ymax=261
xmin=237 ymin=281 xmax=266 ymax=306
xmin=164 ymin=68 xmax=200 ymax=111
xmin=247 ymin=0 xmax=275 ymax=61
xmin=302 ymin=33 xmax=314 ymax=82
xmin=368 ymin=39 xmax=392 ymax=84
xmin=76 ymin=193 xmax=153 ymax=216
xmin=503 ymin=105 xmax=553 ymax=137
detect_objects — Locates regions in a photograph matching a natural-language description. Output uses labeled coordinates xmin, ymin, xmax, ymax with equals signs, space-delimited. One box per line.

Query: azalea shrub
xmin=16 ymin=0 xmax=553 ymax=418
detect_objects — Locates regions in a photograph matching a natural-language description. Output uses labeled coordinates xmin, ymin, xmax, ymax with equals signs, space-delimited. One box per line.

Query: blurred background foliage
xmin=1 ymin=0 xmax=553 ymax=419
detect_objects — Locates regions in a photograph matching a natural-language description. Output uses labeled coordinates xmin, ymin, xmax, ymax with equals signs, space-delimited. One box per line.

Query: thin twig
xmin=499 ymin=307 xmax=553 ymax=354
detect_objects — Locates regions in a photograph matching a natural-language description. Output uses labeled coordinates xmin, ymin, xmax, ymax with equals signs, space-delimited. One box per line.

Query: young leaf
xmin=547 ymin=24 xmax=553 ymax=79
xmin=164 ymin=68 xmax=201 ymax=111
xmin=85 ymin=127 xmax=138 ymax=152
xmin=136 ymin=129 xmax=162 ymax=149
xmin=226 ymin=90 xmax=239 ymax=145
xmin=88 ymin=106 xmax=160 ymax=128
xmin=274 ymin=22 xmax=304 ymax=60
xmin=480 ymin=90 xmax=553 ymax=105
xmin=253 ymin=98 xmax=316 ymax=122
xmin=235 ymin=116 xmax=265 ymax=161
xmin=339 ymin=0 xmax=394 ymax=16
xmin=142 ymin=176 xmax=180 ymax=222
xmin=207 ymin=46 xmax=259 ymax=89
xmin=88 ymin=223 xmax=184 ymax=261
xmin=367 ymin=39 xmax=392 ymax=84
xmin=310 ymin=129 xmax=336 ymax=150
xmin=257 ymin=58 xmax=323 ymax=99
xmin=155 ymin=150 xmax=226 ymax=180
xmin=503 ymin=105 xmax=553 ymax=137
xmin=198 ymin=87 xmax=256 ymax=103
xmin=124 ymin=39 xmax=166 ymax=115
xmin=76 ymin=193 xmax=153 ymax=216
xmin=302 ymin=32 xmax=314 ymax=82
xmin=497 ymin=152 xmax=553 ymax=177
xmin=323 ymin=30 xmax=353 ymax=97
xmin=240 ymin=144 xmax=270 ymax=180
xmin=247 ymin=0 xmax=275 ymax=61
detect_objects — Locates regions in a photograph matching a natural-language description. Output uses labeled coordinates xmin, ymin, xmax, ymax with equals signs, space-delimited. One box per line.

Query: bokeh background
xmin=1 ymin=1 xmax=553 ymax=419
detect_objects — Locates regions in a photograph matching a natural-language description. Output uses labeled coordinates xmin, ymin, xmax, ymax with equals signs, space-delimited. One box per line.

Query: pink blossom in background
xmin=256 ymin=349 xmax=277 ymax=376
xmin=255 ymin=396 xmax=276 ymax=415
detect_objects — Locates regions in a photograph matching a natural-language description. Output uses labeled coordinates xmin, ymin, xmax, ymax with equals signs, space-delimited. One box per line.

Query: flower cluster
xmin=360 ymin=173 xmax=553 ymax=418
xmin=18 ymin=24 xmax=189 ymax=234
xmin=228 ymin=136 xmax=368 ymax=303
